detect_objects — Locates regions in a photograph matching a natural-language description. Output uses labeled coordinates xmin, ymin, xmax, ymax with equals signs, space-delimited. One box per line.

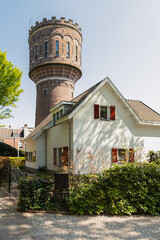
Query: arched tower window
xmin=35 ymin=44 xmax=38 ymax=60
xmin=56 ymin=40 xmax=59 ymax=56
xmin=67 ymin=42 xmax=70 ymax=58
xmin=44 ymin=41 xmax=48 ymax=57
xmin=75 ymin=46 xmax=78 ymax=61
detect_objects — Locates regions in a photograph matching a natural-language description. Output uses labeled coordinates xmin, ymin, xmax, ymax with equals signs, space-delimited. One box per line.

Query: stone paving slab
xmin=0 ymin=187 xmax=49 ymax=240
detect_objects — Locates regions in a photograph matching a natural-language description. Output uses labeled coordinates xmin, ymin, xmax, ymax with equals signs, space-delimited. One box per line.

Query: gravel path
xmin=26 ymin=213 xmax=160 ymax=240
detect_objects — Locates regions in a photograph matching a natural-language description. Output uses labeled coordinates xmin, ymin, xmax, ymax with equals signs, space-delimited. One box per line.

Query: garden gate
xmin=54 ymin=173 xmax=69 ymax=203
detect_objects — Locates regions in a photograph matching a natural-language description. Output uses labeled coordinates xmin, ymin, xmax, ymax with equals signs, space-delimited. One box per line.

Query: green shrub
xmin=69 ymin=174 xmax=98 ymax=189
xmin=68 ymin=163 xmax=160 ymax=215
xmin=18 ymin=177 xmax=54 ymax=211
xmin=148 ymin=151 xmax=160 ymax=164
xmin=38 ymin=165 xmax=46 ymax=172
xmin=0 ymin=142 xmax=25 ymax=157
xmin=9 ymin=157 xmax=25 ymax=168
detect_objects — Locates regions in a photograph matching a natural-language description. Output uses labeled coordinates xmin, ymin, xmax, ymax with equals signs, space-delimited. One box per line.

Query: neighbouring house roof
xmin=127 ymin=100 xmax=160 ymax=122
xmin=25 ymin=78 xmax=160 ymax=140
xmin=0 ymin=128 xmax=24 ymax=138
xmin=0 ymin=129 xmax=13 ymax=138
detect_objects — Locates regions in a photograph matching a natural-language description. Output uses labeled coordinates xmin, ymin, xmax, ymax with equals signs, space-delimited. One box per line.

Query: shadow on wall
xmin=73 ymin=109 xmax=145 ymax=174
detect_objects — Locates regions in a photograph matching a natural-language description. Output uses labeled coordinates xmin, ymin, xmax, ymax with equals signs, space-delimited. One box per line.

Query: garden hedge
xmin=68 ymin=162 xmax=160 ymax=215
xmin=18 ymin=177 xmax=54 ymax=211
xmin=18 ymin=162 xmax=160 ymax=215
xmin=0 ymin=142 xmax=25 ymax=157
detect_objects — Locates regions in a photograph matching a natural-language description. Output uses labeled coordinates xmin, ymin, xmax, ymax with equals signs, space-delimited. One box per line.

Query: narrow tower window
xmin=56 ymin=40 xmax=59 ymax=56
xmin=35 ymin=44 xmax=38 ymax=60
xmin=67 ymin=42 xmax=70 ymax=58
xmin=44 ymin=41 xmax=48 ymax=57
xmin=75 ymin=46 xmax=78 ymax=61
xmin=43 ymin=89 xmax=47 ymax=96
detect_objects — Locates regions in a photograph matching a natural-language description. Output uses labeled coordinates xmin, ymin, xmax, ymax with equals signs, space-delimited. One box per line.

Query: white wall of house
xmin=46 ymin=122 xmax=69 ymax=170
xmin=134 ymin=124 xmax=160 ymax=153
xmin=36 ymin=132 xmax=46 ymax=168
xmin=25 ymin=139 xmax=37 ymax=169
xmin=72 ymin=83 xmax=145 ymax=174
xmin=26 ymin=159 xmax=36 ymax=169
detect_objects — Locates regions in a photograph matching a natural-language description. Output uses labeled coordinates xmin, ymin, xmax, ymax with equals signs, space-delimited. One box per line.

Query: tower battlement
xmin=29 ymin=17 xmax=82 ymax=37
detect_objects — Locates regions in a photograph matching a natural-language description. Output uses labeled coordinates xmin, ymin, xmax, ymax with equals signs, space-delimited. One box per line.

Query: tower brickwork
xmin=28 ymin=17 xmax=82 ymax=127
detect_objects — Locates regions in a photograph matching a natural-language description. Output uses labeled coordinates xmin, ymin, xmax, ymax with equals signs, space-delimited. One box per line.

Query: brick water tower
xmin=28 ymin=17 xmax=82 ymax=127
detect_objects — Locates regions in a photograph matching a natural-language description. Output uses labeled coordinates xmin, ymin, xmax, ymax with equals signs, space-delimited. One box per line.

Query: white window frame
xmin=99 ymin=105 xmax=110 ymax=120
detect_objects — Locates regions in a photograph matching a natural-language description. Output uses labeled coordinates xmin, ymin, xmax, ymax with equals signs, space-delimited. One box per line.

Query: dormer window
xmin=56 ymin=40 xmax=59 ymax=56
xmin=35 ymin=44 xmax=38 ymax=60
xmin=67 ymin=42 xmax=70 ymax=58
xmin=44 ymin=41 xmax=48 ymax=57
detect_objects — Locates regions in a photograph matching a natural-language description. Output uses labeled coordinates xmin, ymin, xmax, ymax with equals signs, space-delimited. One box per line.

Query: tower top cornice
xmin=29 ymin=17 xmax=82 ymax=37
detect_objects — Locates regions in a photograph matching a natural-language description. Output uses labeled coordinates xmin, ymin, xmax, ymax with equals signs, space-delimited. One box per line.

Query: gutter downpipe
xmin=45 ymin=130 xmax=47 ymax=168
xmin=67 ymin=120 xmax=72 ymax=171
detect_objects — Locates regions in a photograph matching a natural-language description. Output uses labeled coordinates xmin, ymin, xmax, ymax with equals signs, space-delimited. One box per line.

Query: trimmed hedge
xmin=68 ymin=163 xmax=160 ymax=215
xmin=17 ymin=162 xmax=160 ymax=215
xmin=0 ymin=142 xmax=25 ymax=157
xmin=18 ymin=177 xmax=54 ymax=211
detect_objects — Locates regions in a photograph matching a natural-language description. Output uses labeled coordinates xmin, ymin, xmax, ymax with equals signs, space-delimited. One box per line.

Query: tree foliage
xmin=0 ymin=50 xmax=23 ymax=119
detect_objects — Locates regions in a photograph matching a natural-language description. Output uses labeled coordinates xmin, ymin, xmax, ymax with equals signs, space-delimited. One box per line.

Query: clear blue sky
xmin=1 ymin=0 xmax=160 ymax=128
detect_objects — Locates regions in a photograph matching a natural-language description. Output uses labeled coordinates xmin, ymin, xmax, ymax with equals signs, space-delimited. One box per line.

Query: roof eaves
xmin=137 ymin=120 xmax=160 ymax=126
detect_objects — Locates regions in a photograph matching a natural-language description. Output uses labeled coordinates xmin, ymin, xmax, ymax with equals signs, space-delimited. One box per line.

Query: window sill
xmin=99 ymin=118 xmax=110 ymax=121
xmin=26 ymin=159 xmax=36 ymax=162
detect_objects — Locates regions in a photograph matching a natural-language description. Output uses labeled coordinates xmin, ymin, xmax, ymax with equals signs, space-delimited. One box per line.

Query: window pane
xmin=56 ymin=40 xmax=59 ymax=50
xmin=59 ymin=148 xmax=62 ymax=165
xmin=100 ymin=106 xmax=107 ymax=119
xmin=53 ymin=114 xmax=55 ymax=125
xmin=67 ymin=42 xmax=70 ymax=52
xmin=56 ymin=112 xmax=59 ymax=120
xmin=45 ymin=41 xmax=48 ymax=51
xmin=60 ymin=110 xmax=63 ymax=117
xmin=45 ymin=41 xmax=48 ymax=57
xmin=43 ymin=89 xmax=47 ymax=95
xmin=118 ymin=149 xmax=126 ymax=162
xmin=35 ymin=45 xmax=38 ymax=59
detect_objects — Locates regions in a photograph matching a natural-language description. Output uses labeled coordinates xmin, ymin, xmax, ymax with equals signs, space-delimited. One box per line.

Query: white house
xmin=24 ymin=77 xmax=160 ymax=174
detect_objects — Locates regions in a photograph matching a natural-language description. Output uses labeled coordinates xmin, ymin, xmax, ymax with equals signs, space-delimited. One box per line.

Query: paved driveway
xmin=0 ymin=187 xmax=49 ymax=240
xmin=27 ymin=213 xmax=160 ymax=240
xmin=0 ymin=187 xmax=160 ymax=240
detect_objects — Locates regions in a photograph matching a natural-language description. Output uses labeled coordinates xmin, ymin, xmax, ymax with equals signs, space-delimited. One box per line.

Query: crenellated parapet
xmin=29 ymin=17 xmax=82 ymax=37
